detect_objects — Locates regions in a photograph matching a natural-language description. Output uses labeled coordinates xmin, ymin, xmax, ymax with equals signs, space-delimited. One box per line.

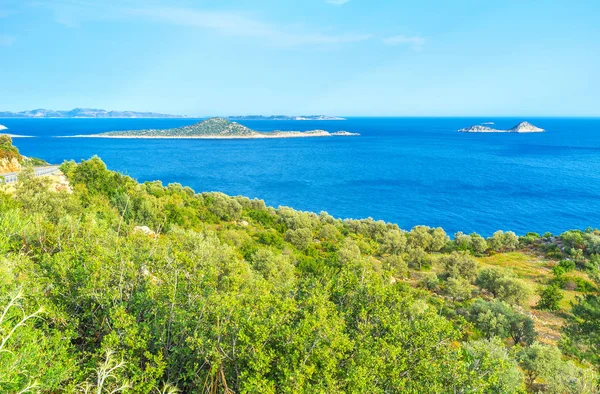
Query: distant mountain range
xmin=227 ymin=115 xmax=346 ymax=121
xmin=0 ymin=108 xmax=186 ymax=118
xmin=0 ymin=109 xmax=346 ymax=120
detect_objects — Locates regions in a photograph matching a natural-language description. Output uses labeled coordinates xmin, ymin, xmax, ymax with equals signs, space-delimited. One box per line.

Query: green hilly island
xmin=82 ymin=117 xmax=359 ymax=139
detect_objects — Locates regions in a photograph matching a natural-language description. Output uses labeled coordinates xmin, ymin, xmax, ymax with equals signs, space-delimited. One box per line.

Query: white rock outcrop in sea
xmin=459 ymin=125 xmax=498 ymax=132
xmin=508 ymin=121 xmax=544 ymax=133
xmin=0 ymin=124 xmax=7 ymax=131
xmin=459 ymin=121 xmax=544 ymax=133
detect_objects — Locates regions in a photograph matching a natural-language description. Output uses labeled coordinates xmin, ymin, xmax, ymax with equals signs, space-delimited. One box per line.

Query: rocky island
xmin=69 ymin=117 xmax=359 ymax=139
xmin=459 ymin=121 xmax=544 ymax=133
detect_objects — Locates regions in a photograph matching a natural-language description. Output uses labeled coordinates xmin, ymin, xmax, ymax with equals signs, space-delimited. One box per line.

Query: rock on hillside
xmin=0 ymin=135 xmax=23 ymax=173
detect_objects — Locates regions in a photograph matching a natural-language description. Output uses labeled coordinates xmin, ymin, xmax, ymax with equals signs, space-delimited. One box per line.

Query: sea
xmin=2 ymin=117 xmax=600 ymax=237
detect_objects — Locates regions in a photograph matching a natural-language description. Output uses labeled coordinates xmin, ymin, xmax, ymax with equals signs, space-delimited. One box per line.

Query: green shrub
xmin=520 ymin=232 xmax=540 ymax=246
xmin=476 ymin=268 xmax=531 ymax=306
xmin=419 ymin=272 xmax=439 ymax=290
xmin=407 ymin=246 xmax=431 ymax=270
xmin=537 ymin=285 xmax=563 ymax=311
xmin=558 ymin=259 xmax=576 ymax=272
xmin=551 ymin=275 xmax=596 ymax=292
xmin=444 ymin=277 xmax=472 ymax=301
xmin=439 ymin=251 xmax=478 ymax=282
xmin=382 ymin=255 xmax=408 ymax=278
xmin=467 ymin=299 xmax=536 ymax=345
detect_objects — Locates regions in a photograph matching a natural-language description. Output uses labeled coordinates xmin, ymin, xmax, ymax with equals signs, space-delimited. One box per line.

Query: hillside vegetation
xmin=104 ymin=118 xmax=258 ymax=137
xmin=0 ymin=135 xmax=49 ymax=174
xmin=0 ymin=135 xmax=24 ymax=173
xmin=0 ymin=157 xmax=599 ymax=393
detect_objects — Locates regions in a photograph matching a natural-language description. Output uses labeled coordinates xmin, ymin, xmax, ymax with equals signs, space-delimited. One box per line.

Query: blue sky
xmin=1 ymin=0 xmax=599 ymax=116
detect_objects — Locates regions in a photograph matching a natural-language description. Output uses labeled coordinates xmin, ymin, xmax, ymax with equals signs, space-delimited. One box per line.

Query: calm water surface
xmin=2 ymin=117 xmax=599 ymax=236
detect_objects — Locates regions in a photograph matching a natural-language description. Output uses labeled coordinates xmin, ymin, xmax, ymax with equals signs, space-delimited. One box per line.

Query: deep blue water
xmin=2 ymin=117 xmax=600 ymax=236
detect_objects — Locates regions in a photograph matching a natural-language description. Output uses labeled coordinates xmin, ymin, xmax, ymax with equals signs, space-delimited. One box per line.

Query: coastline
xmin=2 ymin=133 xmax=34 ymax=138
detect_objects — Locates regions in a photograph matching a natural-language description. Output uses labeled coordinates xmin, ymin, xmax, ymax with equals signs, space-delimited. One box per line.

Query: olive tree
xmin=285 ymin=228 xmax=313 ymax=250
xmin=476 ymin=268 xmax=531 ymax=306
xmin=467 ymin=299 xmax=536 ymax=345
xmin=487 ymin=230 xmax=519 ymax=252
xmin=518 ymin=343 xmax=598 ymax=394
xmin=440 ymin=251 xmax=478 ymax=282
xmin=461 ymin=338 xmax=524 ymax=393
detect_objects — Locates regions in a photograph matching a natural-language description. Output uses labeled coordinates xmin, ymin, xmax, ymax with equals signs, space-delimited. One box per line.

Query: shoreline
xmin=2 ymin=133 xmax=34 ymax=138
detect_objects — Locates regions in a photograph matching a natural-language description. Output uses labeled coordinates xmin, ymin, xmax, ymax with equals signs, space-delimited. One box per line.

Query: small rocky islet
xmin=459 ymin=121 xmax=544 ymax=133
xmin=76 ymin=117 xmax=360 ymax=139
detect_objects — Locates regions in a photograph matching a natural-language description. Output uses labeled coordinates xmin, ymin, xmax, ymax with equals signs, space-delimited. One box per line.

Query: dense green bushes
xmin=0 ymin=157 xmax=598 ymax=393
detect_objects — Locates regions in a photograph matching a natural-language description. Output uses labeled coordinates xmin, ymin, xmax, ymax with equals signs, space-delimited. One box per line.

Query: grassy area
xmin=476 ymin=252 xmax=555 ymax=283
xmin=475 ymin=251 xmax=595 ymax=345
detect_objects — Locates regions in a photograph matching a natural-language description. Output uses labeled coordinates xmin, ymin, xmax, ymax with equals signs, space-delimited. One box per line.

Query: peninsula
xmin=0 ymin=108 xmax=186 ymax=118
xmin=69 ymin=117 xmax=359 ymax=139
xmin=459 ymin=121 xmax=544 ymax=133
xmin=227 ymin=115 xmax=346 ymax=121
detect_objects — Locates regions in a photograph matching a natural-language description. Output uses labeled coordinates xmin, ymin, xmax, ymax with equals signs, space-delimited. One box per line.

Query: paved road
xmin=1 ymin=166 xmax=60 ymax=184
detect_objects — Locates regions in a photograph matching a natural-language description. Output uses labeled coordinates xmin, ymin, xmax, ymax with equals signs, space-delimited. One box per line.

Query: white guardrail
xmin=1 ymin=166 xmax=60 ymax=184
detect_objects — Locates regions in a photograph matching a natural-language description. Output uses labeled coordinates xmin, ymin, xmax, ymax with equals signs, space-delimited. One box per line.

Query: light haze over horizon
xmin=1 ymin=0 xmax=599 ymax=117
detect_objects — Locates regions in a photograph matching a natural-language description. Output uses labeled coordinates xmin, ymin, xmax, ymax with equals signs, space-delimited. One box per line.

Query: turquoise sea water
xmin=2 ymin=117 xmax=600 ymax=236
